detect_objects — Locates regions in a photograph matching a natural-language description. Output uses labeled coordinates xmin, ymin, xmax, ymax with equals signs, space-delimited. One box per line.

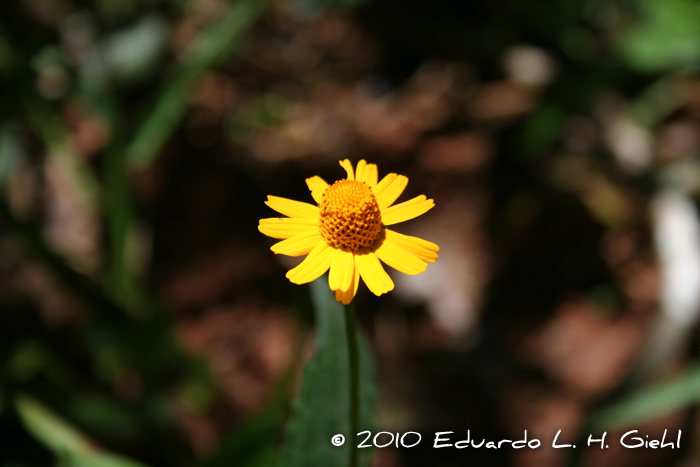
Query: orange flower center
xmin=319 ymin=180 xmax=382 ymax=250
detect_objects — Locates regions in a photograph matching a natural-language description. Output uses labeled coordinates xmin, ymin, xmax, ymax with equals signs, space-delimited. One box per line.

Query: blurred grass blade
xmin=590 ymin=362 xmax=700 ymax=431
xmin=15 ymin=395 xmax=151 ymax=467
xmin=0 ymin=124 xmax=23 ymax=188
xmin=103 ymin=145 xmax=142 ymax=308
xmin=125 ymin=0 xmax=270 ymax=170
xmin=16 ymin=395 xmax=94 ymax=456
xmin=278 ymin=279 xmax=377 ymax=467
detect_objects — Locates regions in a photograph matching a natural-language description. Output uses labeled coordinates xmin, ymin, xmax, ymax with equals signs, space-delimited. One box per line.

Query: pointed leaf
xmin=278 ymin=279 xmax=377 ymax=467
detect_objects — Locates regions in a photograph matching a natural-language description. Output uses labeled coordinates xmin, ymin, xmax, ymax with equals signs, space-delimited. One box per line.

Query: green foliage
xmin=620 ymin=0 xmax=700 ymax=72
xmin=15 ymin=396 xmax=151 ymax=467
xmin=0 ymin=125 xmax=22 ymax=187
xmin=124 ymin=0 xmax=271 ymax=170
xmin=278 ymin=280 xmax=377 ymax=467
xmin=6 ymin=0 xmax=700 ymax=465
xmin=591 ymin=363 xmax=700 ymax=431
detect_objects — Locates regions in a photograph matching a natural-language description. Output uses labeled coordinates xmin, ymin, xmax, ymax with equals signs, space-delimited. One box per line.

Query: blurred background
xmin=3 ymin=0 xmax=700 ymax=466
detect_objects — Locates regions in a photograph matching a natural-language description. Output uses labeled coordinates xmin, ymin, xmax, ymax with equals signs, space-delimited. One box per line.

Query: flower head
xmin=259 ymin=159 xmax=439 ymax=304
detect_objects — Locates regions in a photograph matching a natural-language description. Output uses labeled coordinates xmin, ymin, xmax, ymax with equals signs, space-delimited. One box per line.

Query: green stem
xmin=344 ymin=301 xmax=359 ymax=467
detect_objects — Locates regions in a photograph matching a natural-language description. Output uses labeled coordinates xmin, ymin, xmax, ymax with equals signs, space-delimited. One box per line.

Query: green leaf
xmin=277 ymin=279 xmax=377 ymax=467
xmin=15 ymin=395 xmax=151 ymax=467
xmin=590 ymin=363 xmax=700 ymax=431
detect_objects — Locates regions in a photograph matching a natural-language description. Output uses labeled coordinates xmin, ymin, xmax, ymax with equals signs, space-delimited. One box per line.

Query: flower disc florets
xmin=319 ymin=180 xmax=382 ymax=250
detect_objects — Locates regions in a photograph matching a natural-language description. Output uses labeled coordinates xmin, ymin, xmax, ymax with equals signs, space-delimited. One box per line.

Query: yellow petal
xmin=339 ymin=159 xmax=354 ymax=180
xmin=373 ymin=173 xmax=408 ymax=209
xmin=259 ymin=217 xmax=317 ymax=239
xmin=286 ymin=242 xmax=335 ymax=284
xmin=385 ymin=230 xmax=439 ymax=263
xmin=381 ymin=195 xmax=434 ymax=225
xmin=306 ymin=176 xmax=329 ymax=204
xmin=355 ymin=160 xmax=367 ymax=183
xmin=374 ymin=239 xmax=427 ymax=275
xmin=265 ymin=196 xmax=319 ymax=219
xmin=328 ymin=248 xmax=355 ymax=292
xmin=270 ymin=231 xmax=323 ymax=256
xmin=355 ymin=159 xmax=378 ymax=187
xmin=361 ymin=163 xmax=378 ymax=187
xmin=335 ymin=265 xmax=360 ymax=304
xmin=355 ymin=248 xmax=394 ymax=296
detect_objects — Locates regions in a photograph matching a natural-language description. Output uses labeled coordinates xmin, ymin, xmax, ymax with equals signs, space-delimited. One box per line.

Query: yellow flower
xmin=259 ymin=159 xmax=439 ymax=304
